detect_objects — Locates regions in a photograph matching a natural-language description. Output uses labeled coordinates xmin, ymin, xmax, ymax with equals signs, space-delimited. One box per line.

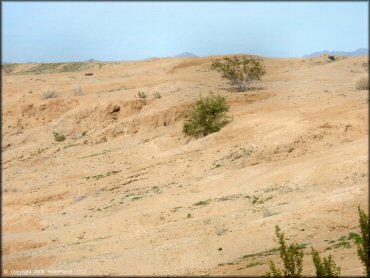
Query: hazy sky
xmin=3 ymin=1 xmax=368 ymax=63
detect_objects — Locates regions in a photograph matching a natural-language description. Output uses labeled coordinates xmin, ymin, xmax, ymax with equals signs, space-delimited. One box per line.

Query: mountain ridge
xmin=303 ymin=48 xmax=368 ymax=58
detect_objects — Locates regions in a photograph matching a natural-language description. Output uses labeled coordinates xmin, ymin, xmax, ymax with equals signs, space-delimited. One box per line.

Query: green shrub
xmin=354 ymin=206 xmax=369 ymax=276
xmin=265 ymin=225 xmax=304 ymax=277
xmin=311 ymin=247 xmax=340 ymax=277
xmin=53 ymin=131 xmax=66 ymax=142
xmin=211 ymin=56 xmax=265 ymax=91
xmin=137 ymin=91 xmax=147 ymax=98
xmin=183 ymin=92 xmax=229 ymax=138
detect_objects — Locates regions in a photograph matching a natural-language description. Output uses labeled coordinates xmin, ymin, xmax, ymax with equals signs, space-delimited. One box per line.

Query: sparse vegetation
xmin=311 ymin=247 xmax=340 ymax=277
xmin=263 ymin=209 xmax=279 ymax=218
xmin=348 ymin=232 xmax=362 ymax=244
xmin=73 ymin=85 xmax=84 ymax=96
xmin=53 ymin=131 xmax=66 ymax=142
xmin=171 ymin=206 xmax=182 ymax=213
xmin=60 ymin=62 xmax=88 ymax=72
xmin=83 ymin=170 xmax=121 ymax=181
xmin=183 ymin=92 xmax=230 ymax=138
xmin=137 ymin=91 xmax=147 ymax=98
xmin=215 ymin=224 xmax=228 ymax=236
xmin=26 ymin=63 xmax=61 ymax=74
xmin=63 ymin=143 xmax=79 ymax=149
xmin=78 ymin=149 xmax=114 ymax=159
xmin=355 ymin=75 xmax=369 ymax=90
xmin=42 ymin=88 xmax=59 ymax=99
xmin=193 ymin=200 xmax=210 ymax=207
xmin=211 ymin=56 xmax=265 ymax=91
xmin=140 ymin=138 xmax=150 ymax=144
xmin=324 ymin=231 xmax=367 ymax=252
xmin=325 ymin=235 xmax=351 ymax=250
xmin=242 ymin=248 xmax=279 ymax=260
xmin=153 ymin=91 xmax=161 ymax=99
xmin=246 ymin=261 xmax=264 ymax=268
xmin=20 ymin=62 xmax=90 ymax=74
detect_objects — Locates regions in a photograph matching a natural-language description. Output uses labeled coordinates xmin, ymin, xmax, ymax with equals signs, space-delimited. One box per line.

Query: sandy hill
xmin=2 ymin=54 xmax=368 ymax=276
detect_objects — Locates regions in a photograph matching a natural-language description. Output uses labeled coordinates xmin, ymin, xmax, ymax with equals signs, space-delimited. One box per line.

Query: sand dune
xmin=2 ymin=54 xmax=368 ymax=275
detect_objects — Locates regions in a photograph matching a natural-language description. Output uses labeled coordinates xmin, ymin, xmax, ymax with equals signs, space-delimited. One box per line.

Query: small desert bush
xmin=355 ymin=75 xmax=369 ymax=90
xmin=311 ymin=248 xmax=340 ymax=277
xmin=183 ymin=92 xmax=230 ymax=138
xmin=73 ymin=86 xmax=84 ymax=96
xmin=2 ymin=63 xmax=15 ymax=74
xmin=53 ymin=131 xmax=66 ymax=142
xmin=137 ymin=91 xmax=147 ymax=99
xmin=42 ymin=88 xmax=59 ymax=99
xmin=211 ymin=56 xmax=265 ymax=91
xmin=153 ymin=91 xmax=161 ymax=99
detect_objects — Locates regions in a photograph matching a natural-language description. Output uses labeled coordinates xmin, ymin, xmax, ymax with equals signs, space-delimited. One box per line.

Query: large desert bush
xmin=211 ymin=56 xmax=265 ymax=91
xmin=42 ymin=88 xmax=59 ymax=99
xmin=355 ymin=75 xmax=369 ymax=90
xmin=183 ymin=92 xmax=229 ymax=138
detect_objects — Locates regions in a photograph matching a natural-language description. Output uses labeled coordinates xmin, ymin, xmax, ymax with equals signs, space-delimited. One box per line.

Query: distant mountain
xmin=174 ymin=52 xmax=198 ymax=58
xmin=144 ymin=52 xmax=198 ymax=60
xmin=303 ymin=48 xmax=368 ymax=58
xmin=145 ymin=56 xmax=159 ymax=60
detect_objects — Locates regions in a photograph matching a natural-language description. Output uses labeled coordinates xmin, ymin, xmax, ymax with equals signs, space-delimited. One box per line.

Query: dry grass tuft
xmin=73 ymin=86 xmax=84 ymax=96
xmin=355 ymin=76 xmax=369 ymax=90
xmin=42 ymin=88 xmax=59 ymax=99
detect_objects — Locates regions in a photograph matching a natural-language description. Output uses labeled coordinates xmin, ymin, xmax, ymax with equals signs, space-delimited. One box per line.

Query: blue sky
xmin=3 ymin=1 xmax=368 ymax=63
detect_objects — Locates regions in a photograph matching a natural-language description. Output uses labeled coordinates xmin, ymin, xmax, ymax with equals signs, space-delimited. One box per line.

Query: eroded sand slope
xmin=2 ymin=55 xmax=368 ymax=275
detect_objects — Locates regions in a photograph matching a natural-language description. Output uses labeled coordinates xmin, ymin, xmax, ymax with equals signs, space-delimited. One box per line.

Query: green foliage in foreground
xmin=311 ymin=247 xmax=340 ymax=277
xmin=355 ymin=206 xmax=369 ymax=276
xmin=265 ymin=225 xmax=304 ymax=277
xmin=265 ymin=207 xmax=368 ymax=277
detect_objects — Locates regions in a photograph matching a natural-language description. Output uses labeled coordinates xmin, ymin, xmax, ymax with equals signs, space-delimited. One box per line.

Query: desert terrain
xmin=2 ymin=54 xmax=368 ymax=276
